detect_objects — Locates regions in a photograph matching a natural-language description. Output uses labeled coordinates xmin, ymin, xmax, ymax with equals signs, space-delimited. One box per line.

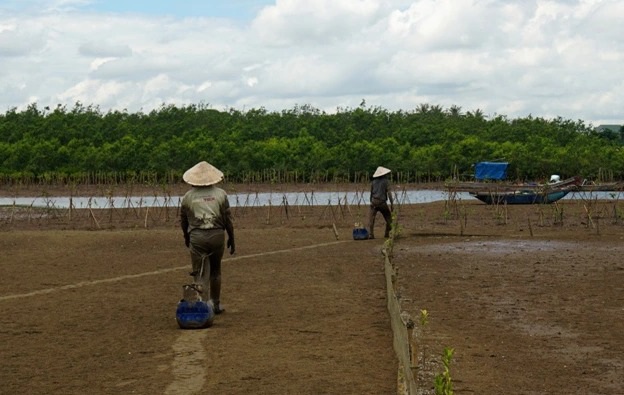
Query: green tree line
xmin=0 ymin=102 xmax=622 ymax=184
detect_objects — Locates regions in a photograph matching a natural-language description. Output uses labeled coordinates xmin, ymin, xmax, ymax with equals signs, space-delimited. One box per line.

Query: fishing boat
xmin=447 ymin=161 xmax=582 ymax=205
xmin=469 ymin=189 xmax=571 ymax=205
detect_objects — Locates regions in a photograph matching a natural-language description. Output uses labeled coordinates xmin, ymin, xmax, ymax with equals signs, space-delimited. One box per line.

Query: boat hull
xmin=470 ymin=190 xmax=569 ymax=205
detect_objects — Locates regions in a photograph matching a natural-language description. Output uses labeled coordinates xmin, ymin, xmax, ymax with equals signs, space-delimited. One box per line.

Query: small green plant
xmin=444 ymin=192 xmax=458 ymax=221
xmin=384 ymin=210 xmax=402 ymax=256
xmin=390 ymin=209 xmax=402 ymax=238
xmin=420 ymin=309 xmax=429 ymax=326
xmin=434 ymin=347 xmax=455 ymax=395
xmin=442 ymin=207 xmax=452 ymax=223
xmin=551 ymin=201 xmax=564 ymax=225
xmin=609 ymin=195 xmax=623 ymax=224
xmin=492 ymin=201 xmax=508 ymax=225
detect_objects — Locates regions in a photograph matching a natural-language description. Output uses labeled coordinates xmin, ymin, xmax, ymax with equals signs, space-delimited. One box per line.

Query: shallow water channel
xmin=0 ymin=190 xmax=620 ymax=209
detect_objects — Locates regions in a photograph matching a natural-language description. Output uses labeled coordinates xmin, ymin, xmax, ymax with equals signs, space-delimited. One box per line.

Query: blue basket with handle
xmin=176 ymin=300 xmax=214 ymax=329
xmin=352 ymin=227 xmax=369 ymax=240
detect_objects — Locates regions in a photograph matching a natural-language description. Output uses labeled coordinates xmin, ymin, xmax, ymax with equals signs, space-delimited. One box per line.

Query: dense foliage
xmin=1 ymin=102 xmax=622 ymax=184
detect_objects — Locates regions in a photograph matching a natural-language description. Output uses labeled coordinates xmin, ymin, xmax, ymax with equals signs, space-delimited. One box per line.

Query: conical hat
xmin=183 ymin=161 xmax=224 ymax=186
xmin=373 ymin=166 xmax=391 ymax=178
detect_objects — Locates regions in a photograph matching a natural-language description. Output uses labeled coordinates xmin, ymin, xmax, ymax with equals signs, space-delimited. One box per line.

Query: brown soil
xmin=1 ymin=187 xmax=623 ymax=394
xmin=393 ymin=201 xmax=624 ymax=395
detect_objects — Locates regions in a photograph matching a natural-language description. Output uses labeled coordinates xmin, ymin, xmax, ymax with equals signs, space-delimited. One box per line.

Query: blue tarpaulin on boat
xmin=474 ymin=162 xmax=508 ymax=180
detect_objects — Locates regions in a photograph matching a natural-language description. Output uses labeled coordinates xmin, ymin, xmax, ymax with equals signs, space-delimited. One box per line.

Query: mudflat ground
xmin=1 ymin=184 xmax=623 ymax=394
xmin=392 ymin=201 xmax=624 ymax=395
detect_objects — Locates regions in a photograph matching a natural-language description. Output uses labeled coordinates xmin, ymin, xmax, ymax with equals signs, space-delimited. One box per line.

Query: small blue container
xmin=352 ymin=227 xmax=369 ymax=240
xmin=176 ymin=300 xmax=214 ymax=329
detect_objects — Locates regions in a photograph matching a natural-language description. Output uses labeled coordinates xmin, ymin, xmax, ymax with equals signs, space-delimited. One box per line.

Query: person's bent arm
xmin=180 ymin=206 xmax=190 ymax=247
xmin=224 ymin=205 xmax=235 ymax=254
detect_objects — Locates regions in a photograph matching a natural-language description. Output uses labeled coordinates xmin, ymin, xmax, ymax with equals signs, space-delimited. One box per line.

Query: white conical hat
xmin=373 ymin=166 xmax=391 ymax=178
xmin=183 ymin=161 xmax=224 ymax=186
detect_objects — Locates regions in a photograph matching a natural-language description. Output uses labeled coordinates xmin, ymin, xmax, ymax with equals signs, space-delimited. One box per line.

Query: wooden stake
xmin=407 ymin=319 xmax=417 ymax=369
xmin=460 ymin=212 xmax=465 ymax=236
xmin=584 ymin=204 xmax=594 ymax=228
xmin=89 ymin=208 xmax=101 ymax=229
xmin=504 ymin=202 xmax=508 ymax=225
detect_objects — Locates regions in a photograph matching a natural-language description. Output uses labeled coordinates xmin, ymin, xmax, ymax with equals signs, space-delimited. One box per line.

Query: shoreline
xmin=0 ymin=181 xmax=447 ymax=198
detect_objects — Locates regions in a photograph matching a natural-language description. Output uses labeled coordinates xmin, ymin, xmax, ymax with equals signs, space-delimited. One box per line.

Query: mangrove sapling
xmin=551 ymin=201 xmax=564 ymax=225
xmin=442 ymin=206 xmax=452 ymax=224
xmin=434 ymin=347 xmax=455 ymax=395
xmin=460 ymin=205 xmax=468 ymax=236
xmin=609 ymin=193 xmax=622 ymax=224
xmin=390 ymin=209 xmax=402 ymax=239
xmin=492 ymin=203 xmax=507 ymax=225
xmin=583 ymin=201 xmax=595 ymax=228
xmin=536 ymin=206 xmax=545 ymax=226
xmin=444 ymin=191 xmax=458 ymax=220
xmin=383 ymin=210 xmax=401 ymax=257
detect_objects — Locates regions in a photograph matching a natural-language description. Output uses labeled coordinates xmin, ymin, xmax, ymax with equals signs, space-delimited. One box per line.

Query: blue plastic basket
xmin=352 ymin=227 xmax=369 ymax=240
xmin=176 ymin=300 xmax=214 ymax=329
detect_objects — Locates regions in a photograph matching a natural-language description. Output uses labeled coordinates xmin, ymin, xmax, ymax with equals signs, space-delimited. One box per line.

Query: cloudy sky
xmin=0 ymin=0 xmax=622 ymax=126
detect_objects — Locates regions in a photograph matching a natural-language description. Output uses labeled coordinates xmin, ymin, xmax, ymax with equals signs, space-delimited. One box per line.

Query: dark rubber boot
xmin=210 ymin=275 xmax=224 ymax=314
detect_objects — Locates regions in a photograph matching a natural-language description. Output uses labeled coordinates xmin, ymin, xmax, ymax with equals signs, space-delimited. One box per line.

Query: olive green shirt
xmin=181 ymin=186 xmax=232 ymax=232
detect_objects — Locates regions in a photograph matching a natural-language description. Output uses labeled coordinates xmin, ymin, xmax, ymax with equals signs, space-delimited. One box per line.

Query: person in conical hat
xmin=368 ymin=166 xmax=394 ymax=239
xmin=180 ymin=161 xmax=235 ymax=315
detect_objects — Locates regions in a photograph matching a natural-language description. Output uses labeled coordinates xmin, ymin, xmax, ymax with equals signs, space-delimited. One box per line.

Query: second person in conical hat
xmin=180 ymin=161 xmax=235 ymax=315
xmin=368 ymin=166 xmax=394 ymax=239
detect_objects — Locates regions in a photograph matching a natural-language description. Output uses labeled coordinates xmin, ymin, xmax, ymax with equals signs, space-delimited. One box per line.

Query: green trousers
xmin=189 ymin=229 xmax=225 ymax=304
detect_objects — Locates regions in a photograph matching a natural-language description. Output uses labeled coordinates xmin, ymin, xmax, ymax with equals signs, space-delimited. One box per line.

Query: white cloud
xmin=79 ymin=41 xmax=133 ymax=57
xmin=251 ymin=0 xmax=383 ymax=46
xmin=89 ymin=57 xmax=116 ymax=72
xmin=58 ymin=79 xmax=127 ymax=108
xmin=0 ymin=0 xmax=622 ymax=125
xmin=245 ymin=77 xmax=258 ymax=87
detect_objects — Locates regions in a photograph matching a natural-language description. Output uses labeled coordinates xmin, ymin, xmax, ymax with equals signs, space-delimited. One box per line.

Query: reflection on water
xmin=0 ymin=190 xmax=622 ymax=209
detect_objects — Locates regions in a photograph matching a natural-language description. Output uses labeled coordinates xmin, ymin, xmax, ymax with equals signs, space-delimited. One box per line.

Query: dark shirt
xmin=370 ymin=176 xmax=392 ymax=203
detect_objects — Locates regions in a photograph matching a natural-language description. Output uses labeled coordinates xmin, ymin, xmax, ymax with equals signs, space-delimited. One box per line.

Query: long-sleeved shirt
xmin=180 ymin=186 xmax=233 ymax=234
xmin=370 ymin=176 xmax=393 ymax=203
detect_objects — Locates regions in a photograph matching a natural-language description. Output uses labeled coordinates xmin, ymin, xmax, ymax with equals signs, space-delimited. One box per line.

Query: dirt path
xmin=0 ymin=227 xmax=397 ymax=394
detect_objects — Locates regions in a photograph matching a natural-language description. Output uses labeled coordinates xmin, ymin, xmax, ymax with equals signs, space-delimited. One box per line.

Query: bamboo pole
xmin=89 ymin=208 xmax=101 ymax=229
xmin=282 ymin=195 xmax=289 ymax=220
